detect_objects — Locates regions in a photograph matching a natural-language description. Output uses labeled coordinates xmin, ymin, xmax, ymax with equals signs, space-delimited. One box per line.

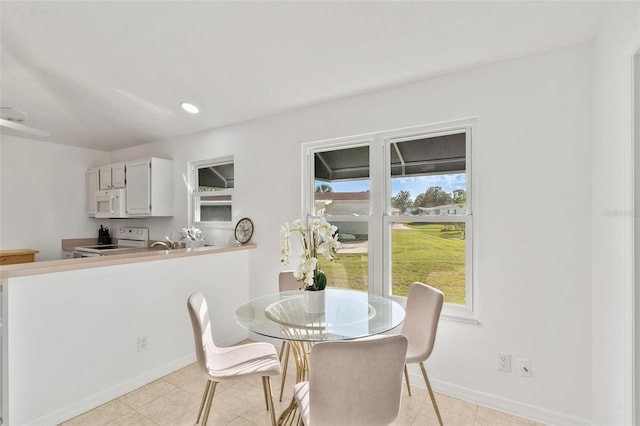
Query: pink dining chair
xmin=187 ymin=291 xmax=282 ymax=426
xmin=401 ymin=282 xmax=445 ymax=426
xmin=278 ymin=270 xmax=300 ymax=401
xmin=293 ymin=334 xmax=408 ymax=426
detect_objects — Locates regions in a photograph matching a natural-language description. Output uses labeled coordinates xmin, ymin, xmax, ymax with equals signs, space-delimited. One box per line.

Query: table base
xmin=278 ymin=339 xmax=313 ymax=425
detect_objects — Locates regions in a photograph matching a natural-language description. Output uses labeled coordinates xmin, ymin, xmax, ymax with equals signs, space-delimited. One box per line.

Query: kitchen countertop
xmin=0 ymin=244 xmax=256 ymax=279
xmin=61 ymin=238 xmax=100 ymax=251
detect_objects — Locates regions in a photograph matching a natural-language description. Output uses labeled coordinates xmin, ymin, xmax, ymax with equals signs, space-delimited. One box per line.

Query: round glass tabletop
xmin=235 ymin=287 xmax=405 ymax=342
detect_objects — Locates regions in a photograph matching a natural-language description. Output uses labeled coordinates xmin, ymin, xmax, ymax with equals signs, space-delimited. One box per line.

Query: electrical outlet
xmin=517 ymin=359 xmax=531 ymax=377
xmin=137 ymin=336 xmax=148 ymax=352
xmin=497 ymin=352 xmax=511 ymax=372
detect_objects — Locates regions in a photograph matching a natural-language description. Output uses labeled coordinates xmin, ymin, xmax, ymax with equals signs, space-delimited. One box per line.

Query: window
xmin=313 ymin=145 xmax=371 ymax=291
xmin=385 ymin=128 xmax=473 ymax=318
xmin=304 ymin=120 xmax=475 ymax=320
xmin=191 ymin=157 xmax=234 ymax=223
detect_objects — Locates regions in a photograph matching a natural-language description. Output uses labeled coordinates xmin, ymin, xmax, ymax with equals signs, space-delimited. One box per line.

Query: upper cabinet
xmin=99 ymin=163 xmax=125 ymax=190
xmin=126 ymin=158 xmax=173 ymax=217
xmin=87 ymin=157 xmax=173 ymax=218
xmin=86 ymin=168 xmax=99 ymax=216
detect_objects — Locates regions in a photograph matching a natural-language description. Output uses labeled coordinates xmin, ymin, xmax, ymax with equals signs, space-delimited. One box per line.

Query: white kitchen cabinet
xmin=86 ymin=168 xmax=99 ymax=216
xmin=98 ymin=163 xmax=125 ymax=190
xmin=125 ymin=157 xmax=173 ymax=216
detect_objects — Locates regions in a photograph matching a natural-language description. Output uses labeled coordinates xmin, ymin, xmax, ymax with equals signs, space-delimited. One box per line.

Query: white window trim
xmin=302 ymin=118 xmax=478 ymax=322
xmin=188 ymin=156 xmax=234 ymax=229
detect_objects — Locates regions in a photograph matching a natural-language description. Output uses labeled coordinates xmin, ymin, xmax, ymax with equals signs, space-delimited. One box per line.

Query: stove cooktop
xmin=74 ymin=244 xmax=139 ymax=254
xmin=75 ymin=227 xmax=149 ymax=254
xmin=78 ymin=245 xmax=120 ymax=250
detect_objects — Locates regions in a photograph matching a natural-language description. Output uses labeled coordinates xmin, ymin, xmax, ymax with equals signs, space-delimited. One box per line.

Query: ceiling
xmin=0 ymin=1 xmax=605 ymax=152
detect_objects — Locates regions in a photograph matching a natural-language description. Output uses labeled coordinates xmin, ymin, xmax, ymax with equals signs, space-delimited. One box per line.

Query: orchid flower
xmin=279 ymin=216 xmax=341 ymax=290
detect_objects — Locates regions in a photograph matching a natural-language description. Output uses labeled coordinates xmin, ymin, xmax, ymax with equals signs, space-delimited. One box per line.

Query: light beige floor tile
xmin=163 ymin=364 xmax=203 ymax=389
xmin=174 ymin=373 xmax=210 ymax=397
xmin=63 ymin=340 xmax=540 ymax=426
xmin=164 ymin=404 xmax=239 ymax=426
xmin=61 ymin=400 xmax=133 ymax=426
xmin=391 ymin=387 xmax=428 ymax=425
xmin=390 ymin=409 xmax=418 ymax=426
xmin=135 ymin=387 xmax=201 ymax=425
xmin=119 ymin=379 xmax=177 ymax=409
xmin=474 ymin=405 xmax=537 ymax=426
xmin=214 ymin=380 xmax=276 ymax=425
xmin=104 ymin=411 xmax=158 ymax=426
xmin=411 ymin=412 xmax=444 ymax=426
xmin=419 ymin=393 xmax=477 ymax=426
xmin=228 ymin=416 xmax=261 ymax=425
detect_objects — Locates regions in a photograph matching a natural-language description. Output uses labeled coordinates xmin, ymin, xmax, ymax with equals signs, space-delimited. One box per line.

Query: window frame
xmin=188 ymin=156 xmax=235 ymax=228
xmin=302 ymin=119 xmax=477 ymax=322
xmin=303 ymin=137 xmax=376 ymax=292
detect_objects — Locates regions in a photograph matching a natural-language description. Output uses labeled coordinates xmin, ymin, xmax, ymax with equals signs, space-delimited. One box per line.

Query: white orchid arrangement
xmin=280 ymin=217 xmax=341 ymax=291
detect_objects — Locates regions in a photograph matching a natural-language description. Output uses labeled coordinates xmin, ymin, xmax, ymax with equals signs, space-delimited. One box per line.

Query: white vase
xmin=303 ymin=289 xmax=325 ymax=313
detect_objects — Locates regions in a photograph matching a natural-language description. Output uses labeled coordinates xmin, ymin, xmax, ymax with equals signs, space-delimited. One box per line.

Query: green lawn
xmin=318 ymin=223 xmax=466 ymax=304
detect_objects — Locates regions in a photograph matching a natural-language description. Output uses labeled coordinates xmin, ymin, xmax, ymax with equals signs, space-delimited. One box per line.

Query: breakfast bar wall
xmin=1 ymin=247 xmax=253 ymax=426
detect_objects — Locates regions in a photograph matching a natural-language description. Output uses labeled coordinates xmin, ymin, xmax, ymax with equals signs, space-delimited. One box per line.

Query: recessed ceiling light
xmin=181 ymin=102 xmax=199 ymax=114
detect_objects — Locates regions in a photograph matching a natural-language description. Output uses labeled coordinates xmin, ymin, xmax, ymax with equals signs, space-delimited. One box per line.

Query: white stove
xmin=74 ymin=227 xmax=149 ymax=257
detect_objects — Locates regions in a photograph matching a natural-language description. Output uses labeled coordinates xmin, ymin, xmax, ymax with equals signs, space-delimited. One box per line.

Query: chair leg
xmin=262 ymin=376 xmax=277 ymax=426
xmin=262 ymin=376 xmax=269 ymax=410
xmin=196 ymin=380 xmax=212 ymax=424
xmin=420 ymin=362 xmax=443 ymax=426
xmin=404 ymin=364 xmax=412 ymax=396
xmin=200 ymin=380 xmax=218 ymax=426
xmin=279 ymin=341 xmax=290 ymax=402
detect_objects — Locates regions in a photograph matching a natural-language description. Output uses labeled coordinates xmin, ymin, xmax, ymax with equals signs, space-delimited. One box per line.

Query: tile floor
xmin=61 ymin=342 xmax=543 ymax=426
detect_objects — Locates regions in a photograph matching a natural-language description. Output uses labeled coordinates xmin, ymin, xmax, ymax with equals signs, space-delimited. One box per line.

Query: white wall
xmin=99 ymin=43 xmax=594 ymax=423
xmin=0 ymin=136 xmax=108 ymax=260
xmin=591 ymin=2 xmax=640 ymax=425
xmin=2 ymin=250 xmax=251 ymax=425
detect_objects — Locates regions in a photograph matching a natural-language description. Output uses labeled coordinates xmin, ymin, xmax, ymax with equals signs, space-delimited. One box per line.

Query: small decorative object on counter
xmin=234 ymin=217 xmax=254 ymax=244
xmin=181 ymin=227 xmax=207 ymax=248
xmin=280 ymin=217 xmax=341 ymax=309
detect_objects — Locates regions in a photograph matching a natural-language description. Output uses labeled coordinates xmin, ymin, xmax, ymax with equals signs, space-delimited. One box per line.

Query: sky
xmin=317 ymin=173 xmax=466 ymax=199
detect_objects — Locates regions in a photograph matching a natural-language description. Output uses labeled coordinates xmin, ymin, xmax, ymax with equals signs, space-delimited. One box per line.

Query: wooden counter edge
xmin=0 ymin=249 xmax=39 ymax=256
xmin=0 ymin=244 xmax=256 ymax=280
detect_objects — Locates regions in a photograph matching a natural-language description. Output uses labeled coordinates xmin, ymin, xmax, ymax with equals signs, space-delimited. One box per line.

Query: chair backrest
xmin=308 ymin=334 xmax=408 ymax=426
xmin=279 ymin=270 xmax=300 ymax=292
xmin=187 ymin=291 xmax=217 ymax=375
xmin=400 ymin=282 xmax=444 ymax=362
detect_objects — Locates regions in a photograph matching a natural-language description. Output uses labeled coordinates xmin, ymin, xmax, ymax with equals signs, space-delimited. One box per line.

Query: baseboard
xmin=19 ymin=330 xmax=254 ymax=426
xmin=407 ymin=371 xmax=590 ymax=426
xmin=36 ymin=334 xmax=588 ymax=426
xmin=25 ymin=353 xmax=196 ymax=426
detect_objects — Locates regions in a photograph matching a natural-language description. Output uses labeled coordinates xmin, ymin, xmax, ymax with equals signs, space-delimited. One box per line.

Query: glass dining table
xmin=235 ymin=287 xmax=406 ymax=425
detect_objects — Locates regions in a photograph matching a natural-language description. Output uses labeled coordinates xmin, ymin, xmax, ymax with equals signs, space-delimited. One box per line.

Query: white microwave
xmin=95 ymin=188 xmax=127 ymax=218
